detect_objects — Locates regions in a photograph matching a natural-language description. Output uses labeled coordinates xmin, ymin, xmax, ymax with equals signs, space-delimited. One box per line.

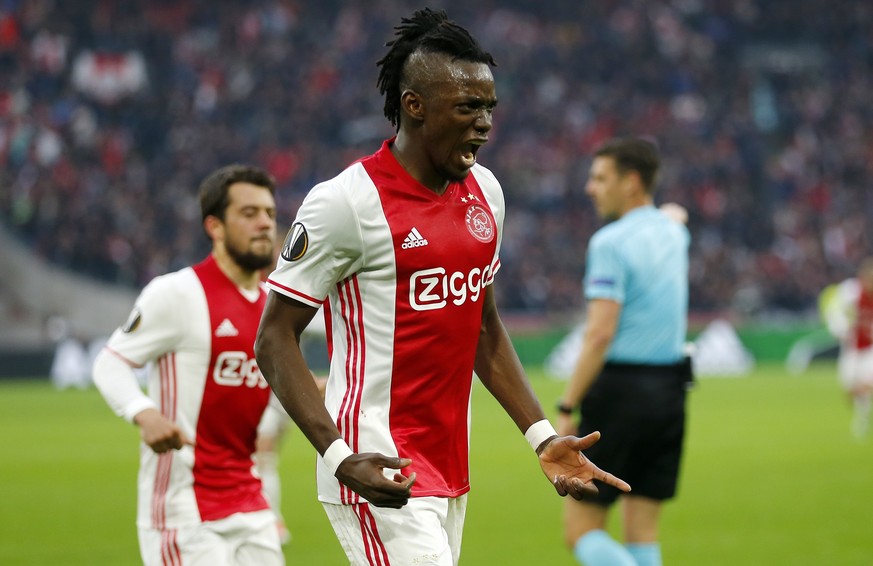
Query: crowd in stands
xmin=1 ymin=0 xmax=871 ymax=316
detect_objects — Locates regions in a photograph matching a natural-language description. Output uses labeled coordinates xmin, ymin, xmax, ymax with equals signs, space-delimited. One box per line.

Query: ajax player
xmin=820 ymin=257 xmax=873 ymax=438
xmin=93 ymin=165 xmax=285 ymax=565
xmin=255 ymin=8 xmax=630 ymax=566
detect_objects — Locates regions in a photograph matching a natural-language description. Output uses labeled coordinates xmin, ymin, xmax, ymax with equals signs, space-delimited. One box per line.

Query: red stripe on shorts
xmin=355 ymin=503 xmax=390 ymax=566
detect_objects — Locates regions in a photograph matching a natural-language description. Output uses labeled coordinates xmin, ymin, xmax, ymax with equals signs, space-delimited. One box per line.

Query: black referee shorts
xmin=576 ymin=360 xmax=691 ymax=506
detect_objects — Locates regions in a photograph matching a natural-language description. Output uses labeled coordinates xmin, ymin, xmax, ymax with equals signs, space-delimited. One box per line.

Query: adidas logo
xmin=215 ymin=318 xmax=239 ymax=337
xmin=401 ymin=227 xmax=429 ymax=249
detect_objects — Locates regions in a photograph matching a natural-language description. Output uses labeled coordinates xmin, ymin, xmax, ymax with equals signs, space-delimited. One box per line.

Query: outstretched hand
xmin=336 ymin=453 xmax=416 ymax=509
xmin=538 ymin=432 xmax=631 ymax=500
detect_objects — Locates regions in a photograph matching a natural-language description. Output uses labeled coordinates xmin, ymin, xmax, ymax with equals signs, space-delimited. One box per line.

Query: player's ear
xmin=204 ymin=215 xmax=224 ymax=242
xmin=622 ymin=170 xmax=643 ymax=197
xmin=400 ymin=89 xmax=425 ymax=123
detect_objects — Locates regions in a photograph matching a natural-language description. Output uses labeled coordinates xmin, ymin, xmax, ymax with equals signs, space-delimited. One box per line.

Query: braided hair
xmin=376 ymin=8 xmax=496 ymax=130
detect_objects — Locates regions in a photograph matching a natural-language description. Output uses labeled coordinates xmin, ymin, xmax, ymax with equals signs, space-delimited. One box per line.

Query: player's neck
xmin=211 ymin=251 xmax=261 ymax=291
xmin=619 ymin=195 xmax=653 ymax=218
xmin=390 ymin=135 xmax=450 ymax=195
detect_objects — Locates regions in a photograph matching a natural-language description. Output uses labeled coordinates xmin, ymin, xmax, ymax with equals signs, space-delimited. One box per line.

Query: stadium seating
xmin=0 ymin=0 xmax=868 ymax=322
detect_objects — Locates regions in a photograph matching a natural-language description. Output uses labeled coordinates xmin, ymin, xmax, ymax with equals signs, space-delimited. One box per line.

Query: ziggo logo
xmin=213 ymin=352 xmax=269 ymax=388
xmin=409 ymin=264 xmax=493 ymax=311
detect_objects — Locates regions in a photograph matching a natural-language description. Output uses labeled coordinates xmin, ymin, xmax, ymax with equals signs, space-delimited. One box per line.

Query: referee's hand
xmin=538 ymin=432 xmax=631 ymax=500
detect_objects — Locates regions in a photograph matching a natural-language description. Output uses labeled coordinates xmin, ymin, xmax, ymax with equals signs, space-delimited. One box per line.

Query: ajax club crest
xmin=465 ymin=204 xmax=494 ymax=243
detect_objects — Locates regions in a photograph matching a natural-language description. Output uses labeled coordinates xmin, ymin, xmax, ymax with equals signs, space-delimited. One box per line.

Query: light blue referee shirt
xmin=584 ymin=205 xmax=690 ymax=364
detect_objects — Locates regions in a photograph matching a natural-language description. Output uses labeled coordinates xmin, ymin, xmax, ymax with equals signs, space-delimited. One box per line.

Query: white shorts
xmin=838 ymin=347 xmax=873 ymax=392
xmin=138 ymin=510 xmax=283 ymax=566
xmin=323 ymin=495 xmax=468 ymax=566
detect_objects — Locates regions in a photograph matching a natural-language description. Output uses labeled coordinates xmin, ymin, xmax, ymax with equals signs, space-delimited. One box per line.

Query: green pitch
xmin=0 ymin=362 xmax=870 ymax=565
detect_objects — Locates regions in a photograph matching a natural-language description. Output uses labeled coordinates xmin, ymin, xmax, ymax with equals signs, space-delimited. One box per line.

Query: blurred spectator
xmin=1 ymin=0 xmax=871 ymax=316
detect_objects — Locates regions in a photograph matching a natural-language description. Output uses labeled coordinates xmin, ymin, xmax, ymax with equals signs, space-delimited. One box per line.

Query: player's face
xmin=420 ymin=60 xmax=497 ymax=183
xmin=221 ymin=182 xmax=277 ymax=272
xmin=586 ymin=156 xmax=629 ymax=221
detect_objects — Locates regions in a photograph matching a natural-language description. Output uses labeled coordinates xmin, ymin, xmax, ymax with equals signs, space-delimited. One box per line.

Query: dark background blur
xmin=1 ymin=0 xmax=871 ymax=349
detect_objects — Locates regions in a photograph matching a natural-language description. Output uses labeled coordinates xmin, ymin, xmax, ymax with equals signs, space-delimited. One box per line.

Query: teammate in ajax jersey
xmin=821 ymin=257 xmax=873 ymax=438
xmin=93 ymin=165 xmax=285 ymax=566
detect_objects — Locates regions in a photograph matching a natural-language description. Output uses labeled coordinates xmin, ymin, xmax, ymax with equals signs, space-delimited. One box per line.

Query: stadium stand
xmin=1 ymin=0 xmax=871 ymax=349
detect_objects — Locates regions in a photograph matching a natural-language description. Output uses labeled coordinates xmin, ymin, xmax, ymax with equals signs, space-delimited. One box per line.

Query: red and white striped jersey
xmin=102 ymin=255 xmax=271 ymax=528
xmin=826 ymin=278 xmax=873 ymax=350
xmin=266 ymin=139 xmax=503 ymax=504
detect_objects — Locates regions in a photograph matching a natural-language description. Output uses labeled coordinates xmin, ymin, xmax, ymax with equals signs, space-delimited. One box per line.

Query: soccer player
xmin=92 ymin=165 xmax=285 ymax=566
xmin=254 ymin=8 xmax=630 ymax=565
xmin=820 ymin=257 xmax=873 ymax=438
xmin=556 ymin=138 xmax=691 ymax=566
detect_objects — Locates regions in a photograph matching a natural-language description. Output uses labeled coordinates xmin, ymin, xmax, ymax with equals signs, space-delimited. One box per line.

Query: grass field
xmin=1 ymin=362 xmax=871 ymax=565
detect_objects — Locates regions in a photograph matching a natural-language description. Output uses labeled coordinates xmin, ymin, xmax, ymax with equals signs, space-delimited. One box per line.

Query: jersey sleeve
xmin=473 ymin=164 xmax=504 ymax=285
xmin=104 ymin=274 xmax=186 ymax=366
xmin=92 ymin=347 xmax=157 ymax=422
xmin=95 ymin=273 xmax=188 ymax=422
xmin=821 ymin=279 xmax=859 ymax=340
xmin=584 ymin=232 xmax=625 ymax=304
xmin=267 ymin=180 xmax=364 ymax=307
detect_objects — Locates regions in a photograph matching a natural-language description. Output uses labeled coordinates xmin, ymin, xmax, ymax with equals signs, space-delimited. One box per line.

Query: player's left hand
xmin=537 ymin=431 xmax=631 ymax=500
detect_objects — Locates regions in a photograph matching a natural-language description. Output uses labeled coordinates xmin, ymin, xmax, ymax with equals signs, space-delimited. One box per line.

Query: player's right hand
xmin=336 ymin=454 xmax=416 ymax=509
xmin=133 ymin=408 xmax=194 ymax=453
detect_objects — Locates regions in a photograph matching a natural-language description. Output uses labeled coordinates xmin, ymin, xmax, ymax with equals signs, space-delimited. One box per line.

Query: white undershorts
xmin=137 ymin=509 xmax=283 ymax=566
xmin=323 ymin=494 xmax=468 ymax=566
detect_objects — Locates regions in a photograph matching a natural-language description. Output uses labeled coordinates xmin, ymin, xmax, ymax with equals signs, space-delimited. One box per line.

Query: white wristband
xmin=323 ymin=438 xmax=354 ymax=476
xmin=524 ymin=419 xmax=558 ymax=452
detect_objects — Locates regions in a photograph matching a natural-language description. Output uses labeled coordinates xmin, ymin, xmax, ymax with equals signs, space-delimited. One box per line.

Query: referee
xmin=557 ymin=137 xmax=691 ymax=566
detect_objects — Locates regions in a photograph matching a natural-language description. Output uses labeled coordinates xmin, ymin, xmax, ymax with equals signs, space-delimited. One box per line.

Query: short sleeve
xmin=105 ymin=275 xmax=185 ymax=366
xmin=472 ymin=164 xmax=504 ymax=285
xmin=267 ymin=179 xmax=364 ymax=307
xmin=584 ymin=234 xmax=625 ymax=304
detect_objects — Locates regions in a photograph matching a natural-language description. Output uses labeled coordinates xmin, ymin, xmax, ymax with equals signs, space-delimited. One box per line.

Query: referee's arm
xmin=557 ymin=299 xmax=620 ymax=433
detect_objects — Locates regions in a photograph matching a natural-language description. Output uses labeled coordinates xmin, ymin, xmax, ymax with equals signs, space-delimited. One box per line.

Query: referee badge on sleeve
xmin=281 ymin=223 xmax=308 ymax=262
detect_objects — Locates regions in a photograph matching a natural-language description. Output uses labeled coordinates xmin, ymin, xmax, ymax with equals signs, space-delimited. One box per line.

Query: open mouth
xmin=460 ymin=140 xmax=485 ymax=168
